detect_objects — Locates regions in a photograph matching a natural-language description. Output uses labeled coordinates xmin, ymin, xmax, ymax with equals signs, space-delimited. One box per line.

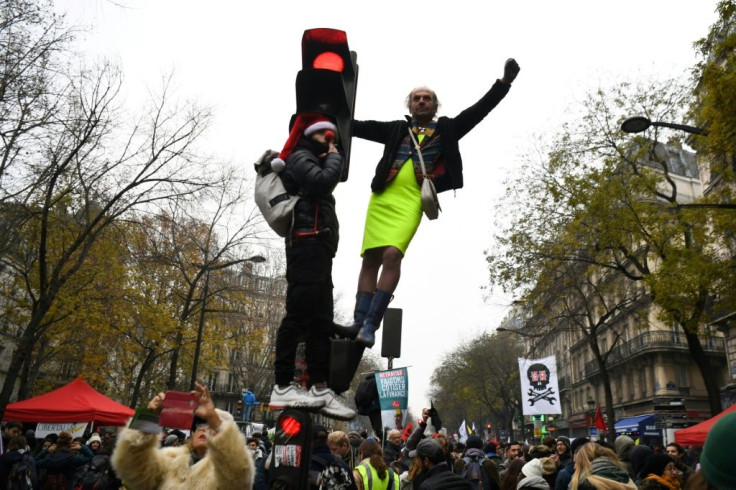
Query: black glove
xmin=429 ymin=401 xmax=442 ymax=431
xmin=504 ymin=58 xmax=520 ymax=84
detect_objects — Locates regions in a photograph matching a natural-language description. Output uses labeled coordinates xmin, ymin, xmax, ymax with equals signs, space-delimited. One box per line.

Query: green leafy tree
xmin=0 ymin=1 xmax=215 ymax=414
xmin=429 ymin=332 xmax=523 ymax=440
xmin=488 ymin=78 xmax=730 ymax=415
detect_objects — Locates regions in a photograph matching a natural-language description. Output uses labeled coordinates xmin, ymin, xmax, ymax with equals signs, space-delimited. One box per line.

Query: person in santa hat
xmin=268 ymin=112 xmax=355 ymax=420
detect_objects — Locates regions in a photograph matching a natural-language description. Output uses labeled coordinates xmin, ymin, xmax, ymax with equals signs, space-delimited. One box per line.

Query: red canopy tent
xmin=674 ymin=403 xmax=736 ymax=446
xmin=2 ymin=377 xmax=134 ymax=425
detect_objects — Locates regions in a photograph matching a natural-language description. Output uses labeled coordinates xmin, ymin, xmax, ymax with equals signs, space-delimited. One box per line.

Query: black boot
xmin=333 ymin=291 xmax=374 ymax=339
xmin=356 ymin=289 xmax=392 ymax=348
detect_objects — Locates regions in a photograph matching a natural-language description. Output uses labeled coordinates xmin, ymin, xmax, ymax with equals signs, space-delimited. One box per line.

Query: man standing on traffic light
xmin=336 ymin=58 xmax=521 ymax=348
xmin=268 ymin=113 xmax=355 ymax=420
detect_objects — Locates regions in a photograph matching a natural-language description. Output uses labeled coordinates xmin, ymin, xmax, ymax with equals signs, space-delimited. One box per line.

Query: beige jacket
xmin=112 ymin=409 xmax=254 ymax=490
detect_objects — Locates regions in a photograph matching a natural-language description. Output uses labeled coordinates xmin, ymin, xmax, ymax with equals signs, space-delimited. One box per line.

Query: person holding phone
xmin=112 ymin=382 xmax=255 ymax=489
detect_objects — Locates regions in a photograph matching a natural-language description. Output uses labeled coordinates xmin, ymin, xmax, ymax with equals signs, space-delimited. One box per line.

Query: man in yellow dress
xmin=336 ymin=58 xmax=520 ymax=348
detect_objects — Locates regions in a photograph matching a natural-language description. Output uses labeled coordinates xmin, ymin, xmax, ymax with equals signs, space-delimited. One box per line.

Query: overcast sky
xmin=57 ymin=0 xmax=719 ymax=417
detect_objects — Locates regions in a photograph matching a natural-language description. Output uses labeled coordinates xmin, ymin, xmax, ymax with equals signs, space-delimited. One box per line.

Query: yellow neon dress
xmin=360 ymin=136 xmax=424 ymax=256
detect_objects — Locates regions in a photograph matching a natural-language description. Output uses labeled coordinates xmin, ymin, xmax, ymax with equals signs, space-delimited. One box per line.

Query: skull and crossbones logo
xmin=526 ymin=363 xmax=557 ymax=406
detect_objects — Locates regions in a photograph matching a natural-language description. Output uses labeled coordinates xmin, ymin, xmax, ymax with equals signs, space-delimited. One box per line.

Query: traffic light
xmin=295 ymin=28 xmax=359 ymax=180
xmin=267 ymin=409 xmax=313 ymax=488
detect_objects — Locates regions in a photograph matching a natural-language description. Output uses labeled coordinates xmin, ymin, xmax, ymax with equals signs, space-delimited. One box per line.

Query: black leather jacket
xmin=280 ymin=137 xmax=343 ymax=254
xmin=354 ymin=79 xmax=510 ymax=194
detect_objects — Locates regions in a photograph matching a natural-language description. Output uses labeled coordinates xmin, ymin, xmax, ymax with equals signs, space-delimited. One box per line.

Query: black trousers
xmin=274 ymin=237 xmax=334 ymax=386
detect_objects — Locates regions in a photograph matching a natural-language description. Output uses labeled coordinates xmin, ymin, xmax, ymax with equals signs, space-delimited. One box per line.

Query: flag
xmin=595 ymin=403 xmax=607 ymax=431
xmin=458 ymin=420 xmax=468 ymax=443
xmin=518 ymin=356 xmax=562 ymax=415
xmin=472 ymin=422 xmax=477 ymax=435
xmin=402 ymin=422 xmax=413 ymax=442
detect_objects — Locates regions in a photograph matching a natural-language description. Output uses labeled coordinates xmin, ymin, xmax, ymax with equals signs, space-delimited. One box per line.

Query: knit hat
xmin=466 ymin=435 xmax=483 ymax=449
xmin=271 ymin=113 xmax=337 ymax=172
xmin=613 ymin=435 xmax=634 ymax=459
xmin=570 ymin=437 xmax=589 ymax=455
xmin=86 ymin=433 xmax=102 ymax=445
xmin=483 ymin=441 xmax=497 ymax=453
xmin=700 ymin=412 xmax=736 ymax=490
xmin=521 ymin=458 xmax=544 ymax=478
xmin=643 ymin=453 xmax=674 ymax=477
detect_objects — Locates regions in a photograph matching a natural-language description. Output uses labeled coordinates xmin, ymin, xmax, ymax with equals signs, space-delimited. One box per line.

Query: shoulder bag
xmin=407 ymin=127 xmax=441 ymax=220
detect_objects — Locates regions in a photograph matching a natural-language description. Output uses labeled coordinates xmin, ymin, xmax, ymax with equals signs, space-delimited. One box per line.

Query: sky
xmin=56 ymin=0 xmax=720 ymax=417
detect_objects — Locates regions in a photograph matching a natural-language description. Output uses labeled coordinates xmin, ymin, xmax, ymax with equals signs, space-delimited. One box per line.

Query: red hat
xmin=271 ymin=113 xmax=337 ymax=172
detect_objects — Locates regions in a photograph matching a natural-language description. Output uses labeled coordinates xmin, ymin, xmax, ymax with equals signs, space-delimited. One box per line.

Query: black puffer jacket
xmin=280 ymin=137 xmax=344 ymax=254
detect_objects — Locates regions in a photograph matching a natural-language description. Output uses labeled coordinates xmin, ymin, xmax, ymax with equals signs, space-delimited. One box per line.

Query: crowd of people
xmin=0 ymin=403 xmax=733 ymax=489
xmin=0 ymin=419 xmax=120 ymax=489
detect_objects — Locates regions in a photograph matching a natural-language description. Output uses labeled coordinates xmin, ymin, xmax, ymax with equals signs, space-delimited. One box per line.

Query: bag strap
xmin=407 ymin=127 xmax=428 ymax=179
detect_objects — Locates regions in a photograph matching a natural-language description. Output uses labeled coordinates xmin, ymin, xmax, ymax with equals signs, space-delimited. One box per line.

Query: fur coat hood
xmin=112 ymin=409 xmax=254 ymax=490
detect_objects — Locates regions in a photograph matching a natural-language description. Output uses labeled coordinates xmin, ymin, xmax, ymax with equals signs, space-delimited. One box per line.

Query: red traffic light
xmin=280 ymin=416 xmax=302 ymax=436
xmin=313 ymin=52 xmax=344 ymax=72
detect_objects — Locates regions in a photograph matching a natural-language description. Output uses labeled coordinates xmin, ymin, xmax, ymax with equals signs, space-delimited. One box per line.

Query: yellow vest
xmin=356 ymin=460 xmax=399 ymax=490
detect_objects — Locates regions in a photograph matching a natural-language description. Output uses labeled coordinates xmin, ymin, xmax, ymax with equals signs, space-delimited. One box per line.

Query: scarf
xmin=387 ymin=120 xmax=443 ymax=183
xmin=645 ymin=473 xmax=681 ymax=490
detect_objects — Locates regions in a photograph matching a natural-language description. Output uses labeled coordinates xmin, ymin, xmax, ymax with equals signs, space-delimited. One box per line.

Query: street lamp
xmin=620 ymin=116 xmax=708 ymax=136
xmin=621 ymin=117 xmax=736 ymax=210
xmin=190 ymin=254 xmax=266 ymax=391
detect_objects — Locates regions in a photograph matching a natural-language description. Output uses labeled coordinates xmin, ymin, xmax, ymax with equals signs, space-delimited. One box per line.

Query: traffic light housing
xmin=295 ymin=28 xmax=358 ymax=180
xmin=267 ymin=409 xmax=313 ymax=488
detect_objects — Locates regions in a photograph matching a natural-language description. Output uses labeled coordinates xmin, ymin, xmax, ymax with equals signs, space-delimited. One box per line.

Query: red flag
xmin=595 ymin=404 xmax=607 ymax=431
xmin=402 ymin=422 xmax=413 ymax=442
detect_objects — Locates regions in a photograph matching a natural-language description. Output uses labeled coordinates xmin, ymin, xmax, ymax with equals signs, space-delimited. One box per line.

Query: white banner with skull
xmin=518 ymin=356 xmax=561 ymax=415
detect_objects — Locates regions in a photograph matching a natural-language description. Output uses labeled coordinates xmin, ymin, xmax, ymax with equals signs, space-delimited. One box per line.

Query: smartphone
xmin=159 ymin=391 xmax=197 ymax=430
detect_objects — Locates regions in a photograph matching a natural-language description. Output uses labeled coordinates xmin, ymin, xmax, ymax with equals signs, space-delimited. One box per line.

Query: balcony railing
xmin=584 ymin=330 xmax=725 ymax=377
xmin=210 ymin=382 xmax=237 ymax=394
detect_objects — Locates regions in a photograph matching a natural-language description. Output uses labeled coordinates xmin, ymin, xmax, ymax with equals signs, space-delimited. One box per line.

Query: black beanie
xmin=643 ymin=453 xmax=674 ymax=477
xmin=570 ymin=437 xmax=589 ymax=455
xmin=466 ymin=435 xmax=483 ymax=449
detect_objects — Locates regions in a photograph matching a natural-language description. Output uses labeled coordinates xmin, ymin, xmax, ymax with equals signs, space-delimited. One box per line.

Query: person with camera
xmin=112 ymin=382 xmax=254 ymax=489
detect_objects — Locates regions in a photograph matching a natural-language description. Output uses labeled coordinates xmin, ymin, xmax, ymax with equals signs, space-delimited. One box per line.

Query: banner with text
xmin=518 ymin=356 xmax=561 ymax=415
xmin=375 ymin=367 xmax=409 ymax=431
xmin=35 ymin=422 xmax=89 ymax=439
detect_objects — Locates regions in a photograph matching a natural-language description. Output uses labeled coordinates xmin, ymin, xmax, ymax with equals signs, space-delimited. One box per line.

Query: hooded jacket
xmin=112 ymin=409 xmax=254 ymax=490
xmin=418 ymin=461 xmax=472 ymax=489
xmin=281 ymin=137 xmax=343 ymax=254
xmin=575 ymin=456 xmax=637 ymax=490
xmin=613 ymin=436 xmax=634 ymax=478
xmin=517 ymin=475 xmax=551 ymax=490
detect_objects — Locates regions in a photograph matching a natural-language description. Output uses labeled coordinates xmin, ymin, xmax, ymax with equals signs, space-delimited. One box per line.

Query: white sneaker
xmin=269 ymin=384 xmax=325 ymax=410
xmin=309 ymin=386 xmax=356 ymax=420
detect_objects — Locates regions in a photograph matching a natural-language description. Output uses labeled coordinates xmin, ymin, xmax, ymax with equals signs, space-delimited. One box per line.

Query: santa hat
xmin=271 ymin=113 xmax=337 ymax=173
